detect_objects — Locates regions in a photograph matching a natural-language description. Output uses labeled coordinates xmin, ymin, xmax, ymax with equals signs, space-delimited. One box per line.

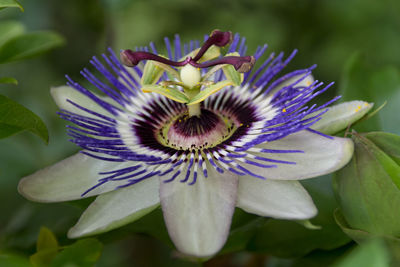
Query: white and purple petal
xmin=68 ymin=177 xmax=159 ymax=238
xmin=18 ymin=153 xmax=137 ymax=202
xmin=231 ymin=130 xmax=353 ymax=181
xmin=310 ymin=100 xmax=373 ymax=135
xmin=51 ymin=85 xmax=113 ymax=118
xmin=160 ymin=162 xmax=238 ymax=257
xmin=237 ymin=178 xmax=317 ymax=219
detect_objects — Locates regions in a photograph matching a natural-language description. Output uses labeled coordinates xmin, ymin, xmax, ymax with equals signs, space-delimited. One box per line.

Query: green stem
xmin=188 ymin=103 xmax=201 ymax=117
xmin=185 ymin=86 xmax=201 ymax=117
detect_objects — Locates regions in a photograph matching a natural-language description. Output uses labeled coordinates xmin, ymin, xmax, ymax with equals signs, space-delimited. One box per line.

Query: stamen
xmin=120 ymin=31 xmax=254 ymax=74
xmin=121 ymin=49 xmax=254 ymax=73
xmin=192 ymin=30 xmax=233 ymax=62
xmin=190 ymin=55 xmax=256 ymax=73
xmin=120 ymin=50 xmax=190 ymax=67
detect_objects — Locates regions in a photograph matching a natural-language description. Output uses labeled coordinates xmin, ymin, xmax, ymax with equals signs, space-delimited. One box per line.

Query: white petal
xmin=237 ymin=178 xmax=317 ymax=219
xmin=310 ymin=101 xmax=373 ymax=135
xmin=160 ymin=163 xmax=238 ymax=257
xmin=68 ymin=178 xmax=160 ymax=238
xmin=245 ymin=130 xmax=354 ymax=180
xmin=51 ymin=85 xmax=111 ymax=117
xmin=18 ymin=153 xmax=135 ymax=202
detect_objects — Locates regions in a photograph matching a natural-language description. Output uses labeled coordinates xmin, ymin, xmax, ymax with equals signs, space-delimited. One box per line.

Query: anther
xmin=120 ymin=31 xmax=254 ymax=74
xmin=120 ymin=50 xmax=190 ymax=67
xmin=236 ymin=56 xmax=256 ymax=72
xmin=190 ymin=55 xmax=256 ymax=73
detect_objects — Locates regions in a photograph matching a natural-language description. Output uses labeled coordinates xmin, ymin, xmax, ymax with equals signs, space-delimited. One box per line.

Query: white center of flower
xmin=180 ymin=65 xmax=201 ymax=88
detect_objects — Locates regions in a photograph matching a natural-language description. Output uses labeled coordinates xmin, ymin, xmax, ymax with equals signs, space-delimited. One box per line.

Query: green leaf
xmin=142 ymin=84 xmax=189 ymax=103
xmin=30 ymin=250 xmax=59 ymax=267
xmin=0 ymin=94 xmax=49 ymax=143
xmin=50 ymin=239 xmax=103 ymax=267
xmin=0 ymin=77 xmax=17 ymax=85
xmin=333 ymin=133 xmax=400 ymax=237
xmin=335 ymin=209 xmax=400 ymax=264
xmin=0 ymin=0 xmax=23 ymax=11
xmin=247 ymin=175 xmax=351 ymax=258
xmin=334 ymin=209 xmax=400 ymax=245
xmin=187 ymin=80 xmax=233 ymax=105
xmin=0 ymin=21 xmax=25 ymax=47
xmin=0 ymin=254 xmax=30 ymax=267
xmin=364 ymin=132 xmax=400 ymax=165
xmin=36 ymin=227 xmax=58 ymax=252
xmin=361 ymin=135 xmax=400 ymax=190
xmin=334 ymin=209 xmax=374 ymax=243
xmin=292 ymin=245 xmax=355 ymax=267
xmin=332 ymin=238 xmax=390 ymax=267
xmin=0 ymin=31 xmax=64 ymax=64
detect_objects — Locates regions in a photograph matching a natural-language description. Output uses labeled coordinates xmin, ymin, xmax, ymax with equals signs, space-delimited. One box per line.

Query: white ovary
xmin=180 ymin=65 xmax=201 ymax=88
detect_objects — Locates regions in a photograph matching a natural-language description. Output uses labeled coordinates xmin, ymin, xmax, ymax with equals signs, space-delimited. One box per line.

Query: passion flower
xmin=19 ymin=30 xmax=356 ymax=257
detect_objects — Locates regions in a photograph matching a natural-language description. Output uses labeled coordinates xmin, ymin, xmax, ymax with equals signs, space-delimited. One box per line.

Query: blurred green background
xmin=0 ymin=0 xmax=399 ymax=266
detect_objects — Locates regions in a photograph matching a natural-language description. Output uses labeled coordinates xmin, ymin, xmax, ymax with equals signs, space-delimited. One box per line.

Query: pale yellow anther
xmin=282 ymin=108 xmax=287 ymax=113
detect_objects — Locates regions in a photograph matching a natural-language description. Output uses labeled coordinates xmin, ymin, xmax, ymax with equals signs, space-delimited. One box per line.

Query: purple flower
xmin=19 ymin=31 xmax=370 ymax=257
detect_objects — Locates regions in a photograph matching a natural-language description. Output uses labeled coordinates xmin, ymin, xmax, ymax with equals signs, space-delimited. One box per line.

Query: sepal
xmin=333 ymin=132 xmax=400 ymax=237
